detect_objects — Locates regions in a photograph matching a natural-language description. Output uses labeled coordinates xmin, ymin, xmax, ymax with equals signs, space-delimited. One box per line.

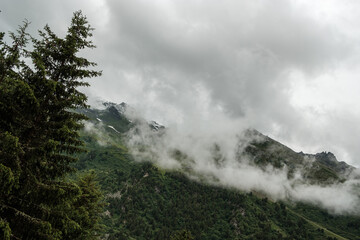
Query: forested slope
xmin=76 ymin=103 xmax=360 ymax=240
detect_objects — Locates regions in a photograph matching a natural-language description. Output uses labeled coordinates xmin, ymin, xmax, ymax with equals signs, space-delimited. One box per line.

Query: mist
xmin=3 ymin=0 xmax=360 ymax=167
xmin=123 ymin=108 xmax=360 ymax=215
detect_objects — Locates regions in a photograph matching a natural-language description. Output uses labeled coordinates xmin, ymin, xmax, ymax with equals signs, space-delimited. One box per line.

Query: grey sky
xmin=2 ymin=0 xmax=360 ymax=166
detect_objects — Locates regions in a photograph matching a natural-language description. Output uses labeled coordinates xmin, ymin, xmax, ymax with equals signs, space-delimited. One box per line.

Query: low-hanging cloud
xmin=88 ymin=0 xmax=360 ymax=167
xmin=2 ymin=0 xmax=360 ymax=166
xmin=124 ymin=109 xmax=360 ymax=215
xmin=83 ymin=121 xmax=112 ymax=146
xmin=2 ymin=0 xmax=360 ymax=212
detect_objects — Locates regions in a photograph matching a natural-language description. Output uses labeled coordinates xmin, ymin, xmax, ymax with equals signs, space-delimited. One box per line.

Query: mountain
xmin=299 ymin=151 xmax=355 ymax=177
xmin=243 ymin=129 xmax=354 ymax=183
xmin=76 ymin=102 xmax=360 ymax=240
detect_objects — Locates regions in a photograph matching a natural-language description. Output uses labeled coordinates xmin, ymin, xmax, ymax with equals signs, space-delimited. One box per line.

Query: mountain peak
xmin=103 ymin=101 xmax=127 ymax=114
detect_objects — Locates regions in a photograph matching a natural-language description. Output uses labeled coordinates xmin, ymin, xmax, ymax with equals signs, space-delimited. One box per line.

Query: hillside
xmin=76 ymin=102 xmax=360 ymax=240
xmin=242 ymin=129 xmax=353 ymax=183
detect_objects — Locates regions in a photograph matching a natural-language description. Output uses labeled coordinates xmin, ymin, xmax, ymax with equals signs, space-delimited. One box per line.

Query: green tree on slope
xmin=0 ymin=11 xmax=103 ymax=239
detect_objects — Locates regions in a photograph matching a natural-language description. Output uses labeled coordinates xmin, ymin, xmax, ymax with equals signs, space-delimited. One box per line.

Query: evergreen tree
xmin=0 ymin=11 xmax=103 ymax=239
xmin=170 ymin=229 xmax=194 ymax=240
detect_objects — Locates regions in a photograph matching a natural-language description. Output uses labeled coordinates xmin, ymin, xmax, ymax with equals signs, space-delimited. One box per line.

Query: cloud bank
xmin=2 ymin=0 xmax=360 ymax=213
xmin=124 ymin=111 xmax=360 ymax=215
xmin=2 ymin=0 xmax=360 ymax=166
xmin=92 ymin=0 xmax=360 ymax=167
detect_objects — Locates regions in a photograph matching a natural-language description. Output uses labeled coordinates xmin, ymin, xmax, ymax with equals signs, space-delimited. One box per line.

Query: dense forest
xmin=76 ymin=103 xmax=360 ymax=240
xmin=0 ymin=12 xmax=103 ymax=239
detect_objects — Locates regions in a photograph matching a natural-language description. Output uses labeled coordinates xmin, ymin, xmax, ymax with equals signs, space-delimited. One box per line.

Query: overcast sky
xmin=2 ymin=0 xmax=360 ymax=167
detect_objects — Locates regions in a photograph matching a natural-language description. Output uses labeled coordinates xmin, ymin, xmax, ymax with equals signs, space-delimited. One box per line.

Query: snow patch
xmin=108 ymin=125 xmax=120 ymax=133
xmin=149 ymin=121 xmax=163 ymax=131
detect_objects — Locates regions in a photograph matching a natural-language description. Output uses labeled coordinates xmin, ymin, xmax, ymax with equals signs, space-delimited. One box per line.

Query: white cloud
xmin=125 ymin=117 xmax=360 ymax=215
xmin=3 ymin=0 xmax=360 ymax=212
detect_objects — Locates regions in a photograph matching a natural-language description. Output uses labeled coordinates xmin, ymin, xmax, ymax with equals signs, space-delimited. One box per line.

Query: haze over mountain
xmin=76 ymin=101 xmax=360 ymax=239
xmin=3 ymin=1 xmax=360 ymax=238
xmin=2 ymin=0 xmax=360 ymax=168
xmin=81 ymin=102 xmax=360 ymax=215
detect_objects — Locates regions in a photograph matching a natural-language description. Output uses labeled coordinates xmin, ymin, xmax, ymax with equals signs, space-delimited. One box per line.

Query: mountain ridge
xmin=76 ymin=101 xmax=360 ymax=239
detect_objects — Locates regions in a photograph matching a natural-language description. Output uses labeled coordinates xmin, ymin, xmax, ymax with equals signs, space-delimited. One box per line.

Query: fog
xmin=4 ymin=0 xmax=360 ymax=215
xmin=3 ymin=0 xmax=360 ymax=167
xmin=123 ymin=109 xmax=360 ymax=215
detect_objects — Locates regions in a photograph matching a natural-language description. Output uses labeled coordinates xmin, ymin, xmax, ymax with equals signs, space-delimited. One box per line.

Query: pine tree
xmin=170 ymin=229 xmax=195 ymax=240
xmin=0 ymin=11 xmax=103 ymax=239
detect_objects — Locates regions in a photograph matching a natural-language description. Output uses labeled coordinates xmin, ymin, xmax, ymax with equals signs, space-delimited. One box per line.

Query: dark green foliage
xmin=76 ymin=105 xmax=360 ymax=239
xmin=77 ymin=132 xmax=332 ymax=240
xmin=0 ymin=11 xmax=103 ymax=239
xmin=292 ymin=203 xmax=360 ymax=239
xmin=170 ymin=229 xmax=195 ymax=240
xmin=58 ymin=171 xmax=105 ymax=239
xmin=0 ymin=218 xmax=11 ymax=240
